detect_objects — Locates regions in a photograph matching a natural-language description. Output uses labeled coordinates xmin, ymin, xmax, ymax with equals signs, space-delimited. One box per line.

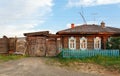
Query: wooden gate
xmin=27 ymin=37 xmax=46 ymax=56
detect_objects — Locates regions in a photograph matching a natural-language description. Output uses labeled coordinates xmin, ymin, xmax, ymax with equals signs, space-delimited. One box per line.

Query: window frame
xmin=69 ymin=37 xmax=76 ymax=50
xmin=80 ymin=37 xmax=87 ymax=50
xmin=94 ymin=37 xmax=101 ymax=50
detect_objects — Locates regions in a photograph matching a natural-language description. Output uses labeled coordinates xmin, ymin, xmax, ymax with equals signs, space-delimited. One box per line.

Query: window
xmin=80 ymin=37 xmax=87 ymax=50
xmin=69 ymin=37 xmax=76 ymax=50
xmin=94 ymin=37 xmax=101 ymax=50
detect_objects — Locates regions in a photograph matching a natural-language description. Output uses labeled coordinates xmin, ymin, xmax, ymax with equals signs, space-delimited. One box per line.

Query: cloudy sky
xmin=0 ymin=0 xmax=120 ymax=37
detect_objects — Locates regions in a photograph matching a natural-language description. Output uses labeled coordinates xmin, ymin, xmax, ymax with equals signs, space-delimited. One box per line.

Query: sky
xmin=0 ymin=0 xmax=120 ymax=37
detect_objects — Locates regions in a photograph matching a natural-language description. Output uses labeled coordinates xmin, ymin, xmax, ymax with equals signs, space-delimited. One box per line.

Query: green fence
xmin=62 ymin=49 xmax=119 ymax=58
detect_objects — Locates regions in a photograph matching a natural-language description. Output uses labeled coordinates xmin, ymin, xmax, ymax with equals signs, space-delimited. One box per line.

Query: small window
xmin=94 ymin=37 xmax=101 ymax=50
xmin=80 ymin=37 xmax=87 ymax=50
xmin=69 ymin=37 xmax=76 ymax=50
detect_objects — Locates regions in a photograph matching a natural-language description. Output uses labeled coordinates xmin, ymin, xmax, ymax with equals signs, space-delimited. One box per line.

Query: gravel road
xmin=0 ymin=57 xmax=118 ymax=76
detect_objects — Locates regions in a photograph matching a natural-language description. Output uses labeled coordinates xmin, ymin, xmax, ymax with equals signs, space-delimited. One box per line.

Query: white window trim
xmin=69 ymin=37 xmax=76 ymax=50
xmin=80 ymin=37 xmax=87 ymax=50
xmin=94 ymin=37 xmax=101 ymax=50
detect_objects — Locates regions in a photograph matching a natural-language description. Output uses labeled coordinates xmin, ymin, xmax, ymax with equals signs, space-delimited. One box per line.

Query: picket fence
xmin=62 ymin=49 xmax=119 ymax=58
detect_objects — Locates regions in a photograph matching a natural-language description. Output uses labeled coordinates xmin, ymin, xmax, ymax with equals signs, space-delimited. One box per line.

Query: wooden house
xmin=24 ymin=22 xmax=120 ymax=56
xmin=56 ymin=22 xmax=120 ymax=50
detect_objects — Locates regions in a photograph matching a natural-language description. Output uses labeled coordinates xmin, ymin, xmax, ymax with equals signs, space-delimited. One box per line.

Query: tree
xmin=106 ymin=37 xmax=120 ymax=50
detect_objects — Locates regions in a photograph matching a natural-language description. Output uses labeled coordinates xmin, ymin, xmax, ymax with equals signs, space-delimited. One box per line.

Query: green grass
xmin=0 ymin=54 xmax=26 ymax=62
xmin=54 ymin=55 xmax=120 ymax=72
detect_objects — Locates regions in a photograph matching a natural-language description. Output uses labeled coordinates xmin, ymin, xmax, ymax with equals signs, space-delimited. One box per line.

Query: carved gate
xmin=27 ymin=37 xmax=46 ymax=56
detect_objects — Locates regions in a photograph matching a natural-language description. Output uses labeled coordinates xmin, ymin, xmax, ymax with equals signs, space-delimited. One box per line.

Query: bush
xmin=56 ymin=51 xmax=63 ymax=58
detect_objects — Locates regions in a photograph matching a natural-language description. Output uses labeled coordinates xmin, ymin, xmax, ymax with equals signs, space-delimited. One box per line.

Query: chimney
xmin=101 ymin=21 xmax=105 ymax=28
xmin=71 ymin=23 xmax=75 ymax=28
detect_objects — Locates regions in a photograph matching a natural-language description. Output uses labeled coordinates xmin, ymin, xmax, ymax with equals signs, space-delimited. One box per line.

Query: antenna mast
xmin=79 ymin=6 xmax=87 ymax=24
xmin=79 ymin=12 xmax=87 ymax=24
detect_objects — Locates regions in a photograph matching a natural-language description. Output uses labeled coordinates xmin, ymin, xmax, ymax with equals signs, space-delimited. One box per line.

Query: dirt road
xmin=0 ymin=57 xmax=118 ymax=76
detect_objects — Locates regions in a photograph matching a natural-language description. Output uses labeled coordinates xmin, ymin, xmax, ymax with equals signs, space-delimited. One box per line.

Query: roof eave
xmin=57 ymin=32 xmax=120 ymax=35
xmin=24 ymin=31 xmax=49 ymax=36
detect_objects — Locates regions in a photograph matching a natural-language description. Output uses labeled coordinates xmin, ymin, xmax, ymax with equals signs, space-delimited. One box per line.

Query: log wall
xmin=46 ymin=38 xmax=57 ymax=56
xmin=9 ymin=38 xmax=17 ymax=52
xmin=61 ymin=36 xmax=106 ymax=50
xmin=87 ymin=37 xmax=94 ymax=49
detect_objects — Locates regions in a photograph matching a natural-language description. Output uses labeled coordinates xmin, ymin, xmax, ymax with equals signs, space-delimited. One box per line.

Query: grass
xmin=0 ymin=54 xmax=26 ymax=62
xmin=53 ymin=55 xmax=120 ymax=72
xmin=80 ymin=55 xmax=120 ymax=71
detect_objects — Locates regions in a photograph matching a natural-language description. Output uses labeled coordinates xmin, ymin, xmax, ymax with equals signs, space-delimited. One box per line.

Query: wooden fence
xmin=62 ymin=49 xmax=119 ymax=58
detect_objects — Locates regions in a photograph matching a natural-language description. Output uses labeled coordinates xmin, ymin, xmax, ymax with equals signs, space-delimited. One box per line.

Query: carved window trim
xmin=94 ymin=37 xmax=101 ymax=50
xmin=69 ymin=37 xmax=76 ymax=50
xmin=80 ymin=37 xmax=87 ymax=50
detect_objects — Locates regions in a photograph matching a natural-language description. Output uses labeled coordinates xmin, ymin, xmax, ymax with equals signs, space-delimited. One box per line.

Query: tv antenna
xmin=92 ymin=13 xmax=98 ymax=24
xmin=79 ymin=6 xmax=87 ymax=24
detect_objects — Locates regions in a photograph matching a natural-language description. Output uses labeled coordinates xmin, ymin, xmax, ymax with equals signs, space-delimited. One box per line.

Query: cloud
xmin=67 ymin=0 xmax=120 ymax=7
xmin=0 ymin=0 xmax=53 ymax=37
xmin=1 ymin=24 xmax=37 ymax=37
